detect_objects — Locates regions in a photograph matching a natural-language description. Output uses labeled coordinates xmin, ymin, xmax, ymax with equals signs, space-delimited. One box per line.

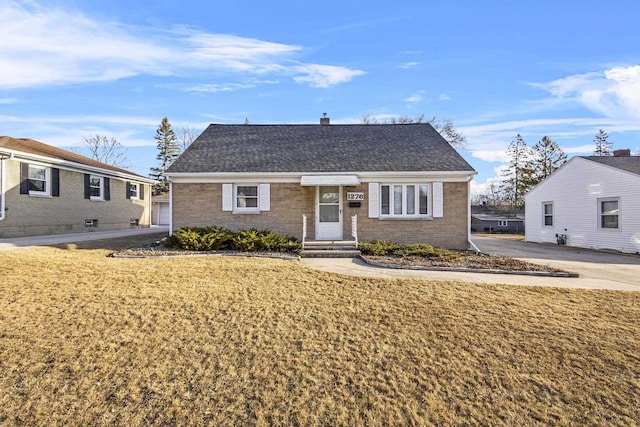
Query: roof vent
xmin=320 ymin=113 xmax=330 ymax=125
xmin=613 ymin=149 xmax=631 ymax=157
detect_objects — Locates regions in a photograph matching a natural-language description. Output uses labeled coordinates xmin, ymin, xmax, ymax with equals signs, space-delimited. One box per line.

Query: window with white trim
xmin=28 ymin=165 xmax=50 ymax=196
xmin=599 ymin=198 xmax=619 ymax=229
xmin=90 ymin=175 xmax=103 ymax=200
xmin=380 ymin=184 xmax=429 ymax=217
xmin=129 ymin=183 xmax=139 ymax=199
xmin=543 ymin=202 xmax=553 ymax=226
xmin=235 ymin=185 xmax=259 ymax=212
xmin=498 ymin=220 xmax=508 ymax=227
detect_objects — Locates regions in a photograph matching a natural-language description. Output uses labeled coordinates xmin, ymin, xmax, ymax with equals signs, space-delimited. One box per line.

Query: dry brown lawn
xmin=1 ymin=236 xmax=639 ymax=426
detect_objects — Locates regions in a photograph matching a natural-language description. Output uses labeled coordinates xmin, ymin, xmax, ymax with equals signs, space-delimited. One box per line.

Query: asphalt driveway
xmin=471 ymin=236 xmax=640 ymax=289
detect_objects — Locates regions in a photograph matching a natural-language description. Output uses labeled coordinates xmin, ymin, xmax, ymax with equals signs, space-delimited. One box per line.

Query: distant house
xmin=165 ymin=118 xmax=477 ymax=249
xmin=0 ymin=136 xmax=155 ymax=238
xmin=151 ymin=193 xmax=170 ymax=225
xmin=525 ymin=150 xmax=640 ymax=253
xmin=471 ymin=213 xmax=524 ymax=234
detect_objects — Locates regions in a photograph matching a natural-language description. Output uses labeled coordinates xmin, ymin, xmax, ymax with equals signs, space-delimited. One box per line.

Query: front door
xmin=316 ymin=186 xmax=343 ymax=240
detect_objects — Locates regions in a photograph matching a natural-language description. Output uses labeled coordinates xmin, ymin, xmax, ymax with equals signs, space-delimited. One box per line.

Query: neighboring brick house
xmin=165 ymin=120 xmax=477 ymax=249
xmin=0 ymin=136 xmax=155 ymax=238
xmin=525 ymin=150 xmax=640 ymax=253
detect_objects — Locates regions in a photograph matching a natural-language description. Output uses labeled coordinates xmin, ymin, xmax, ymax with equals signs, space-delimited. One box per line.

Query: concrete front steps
xmin=301 ymin=240 xmax=360 ymax=258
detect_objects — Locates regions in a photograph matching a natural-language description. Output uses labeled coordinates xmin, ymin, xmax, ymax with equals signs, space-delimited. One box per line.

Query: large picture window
xmin=599 ymin=198 xmax=619 ymax=229
xmin=380 ymin=184 xmax=429 ymax=217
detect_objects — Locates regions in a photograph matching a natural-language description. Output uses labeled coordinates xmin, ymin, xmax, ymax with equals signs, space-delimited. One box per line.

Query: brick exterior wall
xmin=344 ymin=182 xmax=469 ymax=249
xmin=172 ymin=181 xmax=470 ymax=249
xmin=0 ymin=159 xmax=151 ymax=238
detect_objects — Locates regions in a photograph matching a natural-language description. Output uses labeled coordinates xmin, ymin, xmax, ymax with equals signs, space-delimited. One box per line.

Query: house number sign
xmin=346 ymin=192 xmax=365 ymax=201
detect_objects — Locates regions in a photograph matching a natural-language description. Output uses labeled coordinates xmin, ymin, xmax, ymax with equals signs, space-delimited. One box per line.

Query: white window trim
xmin=28 ymin=165 xmax=51 ymax=197
xmin=233 ymin=184 xmax=260 ymax=214
xmin=542 ymin=202 xmax=553 ymax=227
xmin=129 ymin=182 xmax=140 ymax=199
xmin=598 ymin=197 xmax=620 ymax=230
xmin=498 ymin=220 xmax=508 ymax=227
xmin=379 ymin=183 xmax=431 ymax=218
xmin=90 ymin=175 xmax=104 ymax=201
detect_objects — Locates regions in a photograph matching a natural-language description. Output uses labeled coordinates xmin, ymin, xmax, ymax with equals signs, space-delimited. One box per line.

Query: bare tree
xmin=72 ymin=135 xmax=130 ymax=168
xmin=177 ymin=126 xmax=198 ymax=152
xmin=359 ymin=114 xmax=466 ymax=148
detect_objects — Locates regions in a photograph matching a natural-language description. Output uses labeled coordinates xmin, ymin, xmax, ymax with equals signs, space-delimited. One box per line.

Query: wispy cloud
xmin=0 ymin=1 xmax=365 ymax=89
xmin=404 ymin=91 xmax=425 ymax=104
xmin=532 ymin=65 xmax=640 ymax=120
xmin=397 ymin=62 xmax=420 ymax=70
xmin=0 ymin=97 xmax=19 ymax=104
xmin=438 ymin=93 xmax=451 ymax=101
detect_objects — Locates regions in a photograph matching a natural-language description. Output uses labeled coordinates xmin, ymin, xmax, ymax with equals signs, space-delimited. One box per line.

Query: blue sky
xmin=2 ymin=0 xmax=640 ymax=195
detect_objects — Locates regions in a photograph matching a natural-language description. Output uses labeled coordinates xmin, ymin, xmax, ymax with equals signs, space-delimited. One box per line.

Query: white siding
xmin=525 ymin=157 xmax=640 ymax=253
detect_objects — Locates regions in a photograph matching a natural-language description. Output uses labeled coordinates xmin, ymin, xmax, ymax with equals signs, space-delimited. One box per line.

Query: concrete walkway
xmin=0 ymin=226 xmax=168 ymax=250
xmin=300 ymin=256 xmax=640 ymax=292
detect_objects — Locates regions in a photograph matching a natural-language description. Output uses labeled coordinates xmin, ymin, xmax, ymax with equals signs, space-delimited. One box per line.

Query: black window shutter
xmin=20 ymin=163 xmax=29 ymax=194
xmin=104 ymin=178 xmax=110 ymax=201
xmin=126 ymin=181 xmax=131 ymax=199
xmin=52 ymin=168 xmax=60 ymax=197
xmin=84 ymin=174 xmax=90 ymax=199
xmin=140 ymin=183 xmax=145 ymax=200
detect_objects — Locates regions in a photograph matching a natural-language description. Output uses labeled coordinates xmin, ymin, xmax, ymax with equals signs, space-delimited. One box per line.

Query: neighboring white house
xmin=525 ymin=151 xmax=640 ymax=254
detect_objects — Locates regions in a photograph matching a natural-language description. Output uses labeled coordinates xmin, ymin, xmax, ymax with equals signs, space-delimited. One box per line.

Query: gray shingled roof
xmin=581 ymin=156 xmax=640 ymax=176
xmin=167 ymin=123 xmax=475 ymax=173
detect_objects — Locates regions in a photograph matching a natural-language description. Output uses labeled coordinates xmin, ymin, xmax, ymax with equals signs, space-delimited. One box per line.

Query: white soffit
xmin=300 ymin=175 xmax=361 ymax=186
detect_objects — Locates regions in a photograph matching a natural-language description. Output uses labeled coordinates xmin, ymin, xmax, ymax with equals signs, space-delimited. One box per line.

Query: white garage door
xmin=158 ymin=203 xmax=170 ymax=225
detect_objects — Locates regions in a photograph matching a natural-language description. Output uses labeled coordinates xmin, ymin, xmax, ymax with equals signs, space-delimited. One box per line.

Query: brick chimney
xmin=320 ymin=112 xmax=330 ymax=125
xmin=613 ymin=149 xmax=631 ymax=157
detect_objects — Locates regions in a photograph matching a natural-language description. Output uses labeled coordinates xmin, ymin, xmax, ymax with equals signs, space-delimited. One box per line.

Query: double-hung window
xmin=380 ymin=184 xmax=429 ymax=217
xmin=543 ymin=202 xmax=553 ymax=226
xmin=90 ymin=175 xmax=103 ymax=200
xmin=235 ymin=185 xmax=259 ymax=212
xmin=599 ymin=198 xmax=619 ymax=229
xmin=129 ymin=183 xmax=139 ymax=199
xmin=28 ymin=165 xmax=50 ymax=196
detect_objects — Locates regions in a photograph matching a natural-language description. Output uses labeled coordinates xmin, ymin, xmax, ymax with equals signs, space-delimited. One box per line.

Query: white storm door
xmin=316 ymin=186 xmax=343 ymax=240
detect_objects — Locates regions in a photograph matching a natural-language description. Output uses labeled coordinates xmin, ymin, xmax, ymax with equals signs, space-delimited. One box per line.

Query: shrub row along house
xmin=165 ymin=118 xmax=477 ymax=249
xmin=0 ymin=136 xmax=155 ymax=238
xmin=525 ymin=149 xmax=640 ymax=254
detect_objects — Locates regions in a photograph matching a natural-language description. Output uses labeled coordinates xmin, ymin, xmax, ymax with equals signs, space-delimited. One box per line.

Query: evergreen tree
xmin=593 ymin=129 xmax=613 ymax=156
xmin=150 ymin=117 xmax=180 ymax=194
xmin=527 ymin=136 xmax=567 ymax=186
xmin=500 ymin=134 xmax=532 ymax=214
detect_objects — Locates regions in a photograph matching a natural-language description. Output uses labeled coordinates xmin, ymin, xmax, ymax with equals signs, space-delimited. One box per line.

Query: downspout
xmin=168 ymin=182 xmax=173 ymax=235
xmin=0 ymin=152 xmax=10 ymax=221
xmin=467 ymin=178 xmax=481 ymax=252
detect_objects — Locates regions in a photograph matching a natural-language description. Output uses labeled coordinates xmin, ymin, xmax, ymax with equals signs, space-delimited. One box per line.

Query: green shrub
xmin=163 ymin=226 xmax=301 ymax=253
xmin=359 ymin=240 xmax=460 ymax=259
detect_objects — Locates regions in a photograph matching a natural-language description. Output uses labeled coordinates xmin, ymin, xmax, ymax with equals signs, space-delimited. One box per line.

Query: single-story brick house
xmin=525 ymin=150 xmax=640 ymax=253
xmin=165 ymin=119 xmax=476 ymax=249
xmin=0 ymin=136 xmax=155 ymax=238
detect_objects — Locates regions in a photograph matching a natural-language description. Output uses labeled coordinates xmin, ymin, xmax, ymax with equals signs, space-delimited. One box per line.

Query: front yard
xmin=1 ymin=236 xmax=638 ymax=425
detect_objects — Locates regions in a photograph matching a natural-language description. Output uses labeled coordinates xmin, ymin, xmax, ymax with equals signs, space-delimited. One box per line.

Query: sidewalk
xmin=0 ymin=226 xmax=168 ymax=250
xmin=300 ymin=257 xmax=640 ymax=292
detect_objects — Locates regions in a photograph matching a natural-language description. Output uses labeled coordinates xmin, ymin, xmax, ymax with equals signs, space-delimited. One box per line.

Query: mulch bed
xmin=361 ymin=251 xmax=577 ymax=276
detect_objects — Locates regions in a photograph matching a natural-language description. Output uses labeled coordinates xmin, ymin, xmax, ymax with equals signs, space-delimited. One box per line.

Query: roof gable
xmin=0 ymin=136 xmax=149 ymax=181
xmin=167 ymin=123 xmax=475 ymax=174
